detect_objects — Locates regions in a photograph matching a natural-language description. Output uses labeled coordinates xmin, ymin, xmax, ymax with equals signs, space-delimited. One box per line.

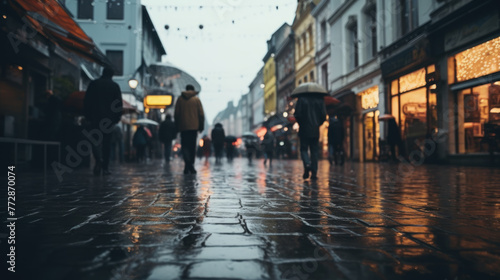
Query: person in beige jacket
xmin=174 ymin=84 xmax=205 ymax=174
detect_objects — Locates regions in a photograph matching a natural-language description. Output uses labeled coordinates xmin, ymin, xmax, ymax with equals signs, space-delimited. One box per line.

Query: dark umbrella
xmin=378 ymin=114 xmax=395 ymax=121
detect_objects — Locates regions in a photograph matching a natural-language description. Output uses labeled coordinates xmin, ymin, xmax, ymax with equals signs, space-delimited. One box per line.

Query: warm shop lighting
xmin=144 ymin=95 xmax=173 ymax=107
xmin=399 ymin=68 xmax=426 ymax=92
xmin=17 ymin=66 xmax=23 ymax=71
xmin=360 ymin=85 xmax=379 ymax=110
xmin=455 ymin=36 xmax=500 ymax=82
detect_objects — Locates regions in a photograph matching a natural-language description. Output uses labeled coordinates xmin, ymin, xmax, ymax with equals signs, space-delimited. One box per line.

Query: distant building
xmin=64 ymin=1 xmax=166 ymax=110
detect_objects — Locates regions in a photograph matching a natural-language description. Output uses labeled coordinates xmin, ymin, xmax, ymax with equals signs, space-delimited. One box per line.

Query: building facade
xmin=64 ymin=0 xmax=166 ymax=109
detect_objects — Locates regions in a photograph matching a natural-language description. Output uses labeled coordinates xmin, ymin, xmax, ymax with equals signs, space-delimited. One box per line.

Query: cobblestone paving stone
xmin=2 ymin=158 xmax=500 ymax=280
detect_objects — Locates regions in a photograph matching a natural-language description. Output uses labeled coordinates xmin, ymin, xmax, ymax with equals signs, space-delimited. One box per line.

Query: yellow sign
xmin=144 ymin=95 xmax=173 ymax=108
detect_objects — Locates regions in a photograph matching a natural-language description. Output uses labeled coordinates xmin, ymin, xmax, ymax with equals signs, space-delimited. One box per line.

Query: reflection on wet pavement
xmin=2 ymin=158 xmax=500 ymax=279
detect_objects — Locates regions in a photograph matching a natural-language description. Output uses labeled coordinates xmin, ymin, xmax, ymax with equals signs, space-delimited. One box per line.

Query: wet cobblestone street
xmin=2 ymin=158 xmax=500 ymax=280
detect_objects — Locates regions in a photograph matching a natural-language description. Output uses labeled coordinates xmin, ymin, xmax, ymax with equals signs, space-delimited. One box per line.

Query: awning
xmin=9 ymin=0 xmax=111 ymax=66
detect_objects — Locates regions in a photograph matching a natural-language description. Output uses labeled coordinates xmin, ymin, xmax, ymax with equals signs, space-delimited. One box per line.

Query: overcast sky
xmin=142 ymin=0 xmax=297 ymax=124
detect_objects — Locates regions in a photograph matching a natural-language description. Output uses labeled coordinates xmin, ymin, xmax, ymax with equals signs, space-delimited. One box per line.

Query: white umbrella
xmin=291 ymin=82 xmax=328 ymax=98
xmin=133 ymin=118 xmax=159 ymax=126
xmin=242 ymin=131 xmax=258 ymax=138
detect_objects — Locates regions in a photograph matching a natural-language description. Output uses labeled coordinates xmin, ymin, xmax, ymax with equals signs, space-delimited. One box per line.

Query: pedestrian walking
xmin=292 ymin=83 xmax=327 ymax=180
xmin=225 ymin=136 xmax=237 ymax=162
xmin=159 ymin=114 xmax=177 ymax=163
xmin=133 ymin=125 xmax=149 ymax=163
xmin=261 ymin=127 xmax=275 ymax=166
xmin=243 ymin=135 xmax=259 ymax=164
xmin=174 ymin=84 xmax=205 ymax=174
xmin=328 ymin=115 xmax=345 ymax=165
xmin=201 ymin=135 xmax=211 ymax=161
xmin=84 ymin=67 xmax=123 ymax=175
xmin=211 ymin=123 xmax=225 ymax=164
xmin=387 ymin=118 xmax=404 ymax=161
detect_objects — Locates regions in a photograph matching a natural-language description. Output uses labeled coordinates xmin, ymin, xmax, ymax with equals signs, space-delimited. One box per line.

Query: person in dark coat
xmin=211 ymin=123 xmax=225 ymax=164
xmin=387 ymin=118 xmax=403 ymax=161
xmin=244 ymin=136 xmax=259 ymax=164
xmin=261 ymin=127 xmax=275 ymax=166
xmin=133 ymin=126 xmax=149 ymax=163
xmin=159 ymin=114 xmax=177 ymax=163
xmin=174 ymin=84 xmax=205 ymax=174
xmin=84 ymin=67 xmax=123 ymax=175
xmin=294 ymin=94 xmax=327 ymax=180
xmin=328 ymin=115 xmax=344 ymax=165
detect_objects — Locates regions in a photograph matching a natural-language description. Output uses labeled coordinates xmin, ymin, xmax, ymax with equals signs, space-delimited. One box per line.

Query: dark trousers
xmin=163 ymin=140 xmax=173 ymax=162
xmin=300 ymin=136 xmax=319 ymax=173
xmin=181 ymin=130 xmax=197 ymax=168
xmin=91 ymin=130 xmax=112 ymax=170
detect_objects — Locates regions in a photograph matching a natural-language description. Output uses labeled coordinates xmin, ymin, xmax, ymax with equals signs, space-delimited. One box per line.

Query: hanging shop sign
xmin=444 ymin=10 xmax=499 ymax=52
xmin=143 ymin=94 xmax=173 ymax=109
xmin=381 ymin=37 xmax=431 ymax=77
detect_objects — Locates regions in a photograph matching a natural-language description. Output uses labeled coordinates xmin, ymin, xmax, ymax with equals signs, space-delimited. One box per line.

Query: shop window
xmin=454 ymin=36 xmax=500 ymax=83
xmin=77 ymin=0 xmax=93 ymax=20
xmin=107 ymin=0 xmax=124 ymax=20
xmin=391 ymin=80 xmax=399 ymax=96
xmin=456 ymin=82 xmax=500 ymax=153
xmin=400 ymin=88 xmax=427 ymax=139
xmin=106 ymin=50 xmax=123 ymax=76
xmin=390 ymin=65 xmax=436 ymax=155
xmin=399 ymin=68 xmax=426 ymax=92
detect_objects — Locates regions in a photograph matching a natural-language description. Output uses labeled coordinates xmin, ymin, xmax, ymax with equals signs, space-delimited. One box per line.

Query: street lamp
xmin=128 ymin=78 xmax=138 ymax=90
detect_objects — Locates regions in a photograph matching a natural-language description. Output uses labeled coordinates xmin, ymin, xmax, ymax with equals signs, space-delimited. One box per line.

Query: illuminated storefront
xmin=449 ymin=36 xmax=500 ymax=154
xmin=390 ymin=66 xmax=438 ymax=155
xmin=359 ymin=86 xmax=380 ymax=161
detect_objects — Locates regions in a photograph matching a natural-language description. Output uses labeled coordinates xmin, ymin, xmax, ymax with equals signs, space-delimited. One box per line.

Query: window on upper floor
xmin=321 ymin=64 xmax=328 ymax=91
xmin=320 ymin=21 xmax=327 ymax=48
xmin=106 ymin=50 xmax=123 ymax=76
xmin=305 ymin=32 xmax=310 ymax=52
xmin=363 ymin=0 xmax=377 ymax=59
xmin=308 ymin=27 xmax=314 ymax=51
xmin=304 ymin=75 xmax=308 ymax=83
xmin=107 ymin=0 xmax=124 ymax=20
xmin=346 ymin=16 xmax=359 ymax=70
xmin=396 ymin=0 xmax=418 ymax=37
xmin=310 ymin=70 xmax=314 ymax=82
xmin=77 ymin=0 xmax=93 ymax=20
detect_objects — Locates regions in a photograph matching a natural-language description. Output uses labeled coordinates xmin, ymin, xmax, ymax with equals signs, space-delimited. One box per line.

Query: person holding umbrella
xmin=293 ymin=82 xmax=327 ymax=180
